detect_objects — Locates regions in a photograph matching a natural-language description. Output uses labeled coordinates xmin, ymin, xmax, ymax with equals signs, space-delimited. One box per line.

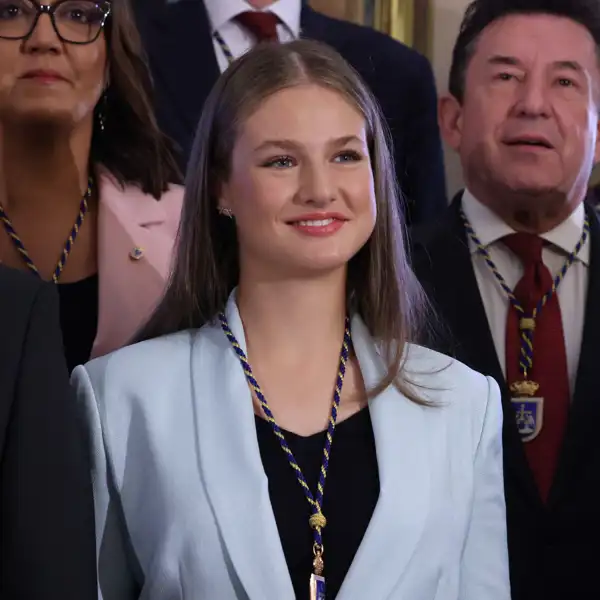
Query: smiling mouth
xmin=287 ymin=217 xmax=346 ymax=236
xmin=294 ymin=218 xmax=336 ymax=227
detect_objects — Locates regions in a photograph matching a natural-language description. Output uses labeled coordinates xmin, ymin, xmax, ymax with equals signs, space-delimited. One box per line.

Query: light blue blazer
xmin=72 ymin=296 xmax=510 ymax=600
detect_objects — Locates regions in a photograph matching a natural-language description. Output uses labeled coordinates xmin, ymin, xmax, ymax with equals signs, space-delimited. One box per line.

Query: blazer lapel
xmin=551 ymin=206 xmax=600 ymax=504
xmin=336 ymin=318 xmax=430 ymax=600
xmin=189 ymin=295 xmax=293 ymax=600
xmin=414 ymin=196 xmax=539 ymax=505
xmin=418 ymin=197 xmax=504 ymax=380
xmin=92 ymin=172 xmax=174 ymax=358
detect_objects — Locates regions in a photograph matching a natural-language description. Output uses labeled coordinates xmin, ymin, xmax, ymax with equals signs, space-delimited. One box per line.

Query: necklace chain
xmin=0 ymin=177 xmax=93 ymax=283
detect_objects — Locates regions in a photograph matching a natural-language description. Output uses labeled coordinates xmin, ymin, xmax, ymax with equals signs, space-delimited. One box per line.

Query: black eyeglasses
xmin=0 ymin=0 xmax=111 ymax=44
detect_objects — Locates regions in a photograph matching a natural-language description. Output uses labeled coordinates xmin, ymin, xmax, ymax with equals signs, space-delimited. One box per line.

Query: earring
xmin=218 ymin=206 xmax=233 ymax=218
xmin=98 ymin=109 xmax=106 ymax=132
xmin=97 ymin=92 xmax=107 ymax=132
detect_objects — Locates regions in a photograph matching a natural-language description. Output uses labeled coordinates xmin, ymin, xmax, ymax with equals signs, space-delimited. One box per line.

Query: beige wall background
xmin=429 ymin=0 xmax=469 ymax=197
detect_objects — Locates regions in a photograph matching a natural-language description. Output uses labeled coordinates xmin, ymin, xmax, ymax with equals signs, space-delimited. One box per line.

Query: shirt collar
xmin=461 ymin=188 xmax=590 ymax=266
xmin=201 ymin=0 xmax=301 ymax=37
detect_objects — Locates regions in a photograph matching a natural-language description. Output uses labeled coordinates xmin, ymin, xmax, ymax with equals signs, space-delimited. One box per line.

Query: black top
xmin=256 ymin=406 xmax=379 ymax=599
xmin=57 ymin=274 xmax=99 ymax=372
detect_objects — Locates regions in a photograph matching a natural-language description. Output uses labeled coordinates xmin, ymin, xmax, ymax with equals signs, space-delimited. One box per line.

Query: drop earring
xmin=218 ymin=206 xmax=233 ymax=218
xmin=97 ymin=92 xmax=108 ymax=132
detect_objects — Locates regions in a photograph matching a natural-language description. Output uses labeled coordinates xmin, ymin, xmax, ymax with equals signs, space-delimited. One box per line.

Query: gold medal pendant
xmin=309 ymin=548 xmax=326 ymax=600
xmin=509 ymin=380 xmax=539 ymax=397
xmin=511 ymin=317 xmax=544 ymax=441
xmin=510 ymin=380 xmax=544 ymax=442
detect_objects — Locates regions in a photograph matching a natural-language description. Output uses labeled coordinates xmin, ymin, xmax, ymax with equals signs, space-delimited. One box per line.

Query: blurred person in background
xmin=0 ymin=0 xmax=183 ymax=372
xmin=0 ymin=265 xmax=96 ymax=599
xmin=133 ymin=0 xmax=446 ymax=226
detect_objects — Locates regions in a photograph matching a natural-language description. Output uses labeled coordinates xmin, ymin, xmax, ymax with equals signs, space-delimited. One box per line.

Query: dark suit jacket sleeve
xmin=0 ymin=283 xmax=97 ymax=599
xmin=400 ymin=53 xmax=447 ymax=225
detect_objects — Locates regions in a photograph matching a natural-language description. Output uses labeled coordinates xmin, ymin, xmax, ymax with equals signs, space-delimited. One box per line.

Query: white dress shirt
xmin=462 ymin=189 xmax=589 ymax=395
xmin=202 ymin=0 xmax=301 ymax=72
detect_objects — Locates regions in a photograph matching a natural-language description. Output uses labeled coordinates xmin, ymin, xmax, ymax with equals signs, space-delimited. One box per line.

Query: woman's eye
xmin=68 ymin=10 xmax=85 ymax=22
xmin=56 ymin=3 xmax=104 ymax=25
xmin=263 ymin=156 xmax=295 ymax=168
xmin=334 ymin=150 xmax=362 ymax=163
xmin=0 ymin=4 xmax=22 ymax=19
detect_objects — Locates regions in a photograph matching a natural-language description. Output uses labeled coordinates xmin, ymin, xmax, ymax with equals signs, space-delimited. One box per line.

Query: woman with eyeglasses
xmin=0 ymin=0 xmax=183 ymax=372
xmin=73 ymin=40 xmax=510 ymax=599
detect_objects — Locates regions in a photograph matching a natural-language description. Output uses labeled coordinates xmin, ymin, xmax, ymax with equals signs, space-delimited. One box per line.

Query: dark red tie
xmin=235 ymin=11 xmax=280 ymax=42
xmin=503 ymin=233 xmax=569 ymax=501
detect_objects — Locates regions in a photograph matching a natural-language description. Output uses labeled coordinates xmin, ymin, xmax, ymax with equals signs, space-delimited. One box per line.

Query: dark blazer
xmin=133 ymin=0 xmax=446 ymax=225
xmin=411 ymin=193 xmax=600 ymax=600
xmin=0 ymin=266 xmax=97 ymax=599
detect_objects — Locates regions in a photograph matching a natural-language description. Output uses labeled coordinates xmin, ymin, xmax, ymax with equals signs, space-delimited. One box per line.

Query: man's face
xmin=442 ymin=13 xmax=600 ymax=208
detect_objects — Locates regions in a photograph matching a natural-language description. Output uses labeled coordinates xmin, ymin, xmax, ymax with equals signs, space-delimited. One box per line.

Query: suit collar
xmin=461 ymin=189 xmax=515 ymax=250
xmin=203 ymin=0 xmax=257 ymax=32
xmin=421 ymin=196 xmax=505 ymax=384
xmin=190 ymin=293 xmax=430 ymax=600
xmin=462 ymin=189 xmax=590 ymax=266
xmin=269 ymin=0 xmax=302 ymax=36
xmin=200 ymin=0 xmax=301 ymax=36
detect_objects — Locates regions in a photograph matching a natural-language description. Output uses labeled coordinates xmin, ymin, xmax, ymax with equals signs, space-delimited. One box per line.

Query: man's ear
xmin=438 ymin=93 xmax=464 ymax=151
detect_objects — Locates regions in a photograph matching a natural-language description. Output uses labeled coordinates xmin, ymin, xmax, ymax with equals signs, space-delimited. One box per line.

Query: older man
xmin=412 ymin=1 xmax=600 ymax=599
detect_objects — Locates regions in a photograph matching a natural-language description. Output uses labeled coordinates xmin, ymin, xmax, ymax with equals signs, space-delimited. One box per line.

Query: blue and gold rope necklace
xmin=460 ymin=208 xmax=589 ymax=395
xmin=0 ymin=177 xmax=93 ymax=283
xmin=214 ymin=30 xmax=235 ymax=64
xmin=219 ymin=312 xmax=351 ymax=600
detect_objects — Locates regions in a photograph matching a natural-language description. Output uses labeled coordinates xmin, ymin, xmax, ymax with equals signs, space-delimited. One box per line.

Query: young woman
xmin=0 ymin=0 xmax=183 ymax=371
xmin=73 ymin=40 xmax=510 ymax=599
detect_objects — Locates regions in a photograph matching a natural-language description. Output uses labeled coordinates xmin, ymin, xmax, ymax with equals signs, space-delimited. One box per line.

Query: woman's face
xmin=0 ymin=0 xmax=108 ymax=125
xmin=219 ymin=83 xmax=377 ymax=279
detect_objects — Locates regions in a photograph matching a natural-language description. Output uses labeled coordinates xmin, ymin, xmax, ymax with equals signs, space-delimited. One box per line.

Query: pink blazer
xmin=92 ymin=171 xmax=183 ymax=359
